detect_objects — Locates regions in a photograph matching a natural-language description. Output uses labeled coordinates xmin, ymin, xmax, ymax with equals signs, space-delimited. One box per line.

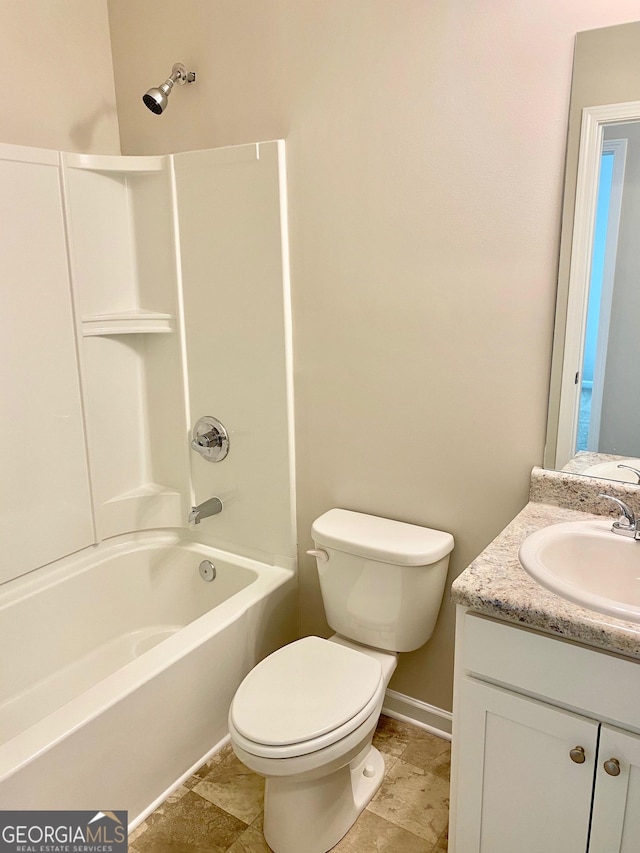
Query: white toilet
xmin=228 ymin=508 xmax=454 ymax=853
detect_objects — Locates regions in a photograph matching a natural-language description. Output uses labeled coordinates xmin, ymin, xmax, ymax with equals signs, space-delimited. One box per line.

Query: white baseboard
xmin=382 ymin=688 xmax=452 ymax=741
xmin=130 ymin=695 xmax=451 ymax=834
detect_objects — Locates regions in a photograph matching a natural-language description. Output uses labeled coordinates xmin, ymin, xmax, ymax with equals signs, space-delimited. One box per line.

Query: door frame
xmin=555 ymin=102 xmax=640 ymax=468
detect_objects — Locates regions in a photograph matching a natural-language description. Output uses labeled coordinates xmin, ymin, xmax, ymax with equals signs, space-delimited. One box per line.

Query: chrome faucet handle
xmin=617 ymin=464 xmax=640 ymax=484
xmin=598 ymin=493 xmax=637 ymax=530
xmin=191 ymin=416 xmax=229 ymax=463
xmin=192 ymin=429 xmax=222 ymax=450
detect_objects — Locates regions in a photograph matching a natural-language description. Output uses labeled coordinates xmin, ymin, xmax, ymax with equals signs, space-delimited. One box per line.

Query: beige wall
xmin=1 ymin=0 xmax=119 ymax=153
xmin=107 ymin=0 xmax=640 ymax=712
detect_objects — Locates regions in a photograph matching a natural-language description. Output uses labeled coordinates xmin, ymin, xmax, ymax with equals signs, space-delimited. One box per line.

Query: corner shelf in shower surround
xmin=81 ymin=311 xmax=176 ymax=336
xmin=64 ymin=152 xmax=166 ymax=173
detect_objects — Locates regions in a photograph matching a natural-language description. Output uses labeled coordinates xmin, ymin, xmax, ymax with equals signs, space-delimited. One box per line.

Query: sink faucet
xmin=189 ymin=496 xmax=223 ymax=524
xmin=598 ymin=494 xmax=640 ymax=539
xmin=617 ymin=464 xmax=640 ymax=484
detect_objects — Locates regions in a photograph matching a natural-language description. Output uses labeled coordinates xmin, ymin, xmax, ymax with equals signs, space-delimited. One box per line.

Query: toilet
xmin=228 ymin=508 xmax=454 ymax=853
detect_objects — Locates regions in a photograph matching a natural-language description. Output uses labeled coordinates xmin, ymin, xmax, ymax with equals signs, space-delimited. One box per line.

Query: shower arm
xmin=158 ymin=64 xmax=196 ymax=98
xmin=169 ymin=63 xmax=196 ymax=86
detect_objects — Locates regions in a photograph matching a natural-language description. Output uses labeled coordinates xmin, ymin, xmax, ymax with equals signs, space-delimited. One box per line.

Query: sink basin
xmin=583 ymin=458 xmax=640 ymax=482
xmin=518 ymin=519 xmax=640 ymax=623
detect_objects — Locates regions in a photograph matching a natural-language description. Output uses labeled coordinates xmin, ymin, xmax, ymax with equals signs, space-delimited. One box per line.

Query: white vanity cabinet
xmin=451 ymin=610 xmax=640 ymax=853
xmin=590 ymin=725 xmax=640 ymax=852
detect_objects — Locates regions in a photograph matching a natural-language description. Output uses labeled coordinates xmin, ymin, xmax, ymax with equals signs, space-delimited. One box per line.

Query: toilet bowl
xmin=228 ymin=509 xmax=454 ymax=853
xmin=229 ymin=635 xmax=397 ymax=853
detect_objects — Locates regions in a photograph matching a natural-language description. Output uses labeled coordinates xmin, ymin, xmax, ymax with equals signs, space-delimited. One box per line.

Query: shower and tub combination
xmin=0 ymin=127 xmax=296 ymax=825
xmin=0 ymin=535 xmax=294 ymax=821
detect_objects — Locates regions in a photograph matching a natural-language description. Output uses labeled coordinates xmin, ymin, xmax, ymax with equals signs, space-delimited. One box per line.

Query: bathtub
xmin=0 ymin=531 xmax=296 ymax=826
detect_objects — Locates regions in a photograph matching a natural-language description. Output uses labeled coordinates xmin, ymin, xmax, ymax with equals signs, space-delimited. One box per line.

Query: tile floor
xmin=128 ymin=715 xmax=450 ymax=852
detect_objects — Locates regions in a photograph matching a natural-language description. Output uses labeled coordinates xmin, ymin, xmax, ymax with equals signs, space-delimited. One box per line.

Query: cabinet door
xmin=455 ymin=677 xmax=599 ymax=853
xmin=589 ymin=724 xmax=640 ymax=853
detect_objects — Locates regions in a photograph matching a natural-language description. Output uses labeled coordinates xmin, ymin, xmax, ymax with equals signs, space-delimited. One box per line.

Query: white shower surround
xmin=0 ymin=138 xmax=296 ymax=821
xmin=0 ymin=533 xmax=295 ymax=826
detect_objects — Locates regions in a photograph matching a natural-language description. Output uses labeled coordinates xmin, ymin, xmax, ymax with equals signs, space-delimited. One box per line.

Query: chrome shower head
xmin=142 ymin=83 xmax=172 ymax=115
xmin=142 ymin=63 xmax=196 ymax=115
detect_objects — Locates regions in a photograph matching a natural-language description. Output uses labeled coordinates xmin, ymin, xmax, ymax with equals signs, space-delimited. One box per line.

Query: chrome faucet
xmin=189 ymin=496 xmax=223 ymax=524
xmin=599 ymin=493 xmax=640 ymax=539
xmin=617 ymin=464 xmax=640 ymax=484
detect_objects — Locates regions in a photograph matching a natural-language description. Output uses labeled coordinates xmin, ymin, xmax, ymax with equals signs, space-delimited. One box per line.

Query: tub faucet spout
xmin=189 ymin=497 xmax=223 ymax=524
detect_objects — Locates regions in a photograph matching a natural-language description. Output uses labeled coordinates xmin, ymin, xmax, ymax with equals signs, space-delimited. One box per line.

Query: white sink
xmin=583 ymin=458 xmax=640 ymax=482
xmin=518 ymin=519 xmax=640 ymax=623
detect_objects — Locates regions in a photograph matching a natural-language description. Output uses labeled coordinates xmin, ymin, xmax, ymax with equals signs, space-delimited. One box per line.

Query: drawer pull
xmin=570 ymin=746 xmax=586 ymax=764
xmin=604 ymin=758 xmax=621 ymax=777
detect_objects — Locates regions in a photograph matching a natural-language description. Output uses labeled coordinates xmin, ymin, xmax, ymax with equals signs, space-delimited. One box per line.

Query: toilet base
xmin=263 ymin=744 xmax=385 ymax=853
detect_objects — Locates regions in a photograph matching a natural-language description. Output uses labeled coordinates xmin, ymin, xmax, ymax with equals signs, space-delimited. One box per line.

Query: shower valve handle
xmin=192 ymin=429 xmax=222 ymax=449
xmin=191 ymin=416 xmax=229 ymax=462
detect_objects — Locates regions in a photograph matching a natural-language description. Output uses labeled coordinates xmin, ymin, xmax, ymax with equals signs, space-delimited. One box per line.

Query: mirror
xmin=545 ymin=21 xmax=640 ymax=483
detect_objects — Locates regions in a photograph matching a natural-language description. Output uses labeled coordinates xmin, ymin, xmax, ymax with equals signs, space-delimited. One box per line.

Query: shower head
xmin=142 ymin=62 xmax=196 ymax=115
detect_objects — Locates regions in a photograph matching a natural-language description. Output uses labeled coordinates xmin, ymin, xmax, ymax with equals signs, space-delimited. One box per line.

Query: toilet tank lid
xmin=311 ymin=509 xmax=454 ymax=565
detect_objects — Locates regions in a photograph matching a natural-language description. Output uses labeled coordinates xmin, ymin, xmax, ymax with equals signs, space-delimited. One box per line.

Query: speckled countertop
xmin=561 ymin=450 xmax=631 ymax=476
xmin=451 ymin=466 xmax=640 ymax=660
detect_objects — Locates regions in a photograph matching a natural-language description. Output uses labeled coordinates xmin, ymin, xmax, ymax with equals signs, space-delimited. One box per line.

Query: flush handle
xmin=306 ymin=549 xmax=329 ymax=562
xmin=570 ymin=746 xmax=586 ymax=764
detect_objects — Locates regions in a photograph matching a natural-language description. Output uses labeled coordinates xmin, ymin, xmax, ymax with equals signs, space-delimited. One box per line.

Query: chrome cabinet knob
xmin=570 ymin=746 xmax=586 ymax=764
xmin=604 ymin=758 xmax=621 ymax=776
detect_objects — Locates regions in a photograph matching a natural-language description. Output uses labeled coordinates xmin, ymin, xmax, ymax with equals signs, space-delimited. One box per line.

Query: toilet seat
xmin=229 ymin=636 xmax=384 ymax=759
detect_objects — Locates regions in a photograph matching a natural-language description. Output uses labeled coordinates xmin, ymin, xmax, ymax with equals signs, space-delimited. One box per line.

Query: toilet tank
xmin=311 ymin=509 xmax=454 ymax=653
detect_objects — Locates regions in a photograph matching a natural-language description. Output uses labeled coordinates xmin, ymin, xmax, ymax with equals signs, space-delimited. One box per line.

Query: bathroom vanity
xmin=450 ymin=468 xmax=640 ymax=853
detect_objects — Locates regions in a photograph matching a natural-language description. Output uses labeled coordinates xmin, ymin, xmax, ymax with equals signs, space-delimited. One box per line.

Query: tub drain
xmin=199 ymin=560 xmax=216 ymax=582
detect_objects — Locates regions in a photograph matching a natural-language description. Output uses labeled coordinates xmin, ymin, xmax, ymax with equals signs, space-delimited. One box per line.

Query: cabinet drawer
xmin=463 ymin=613 xmax=640 ymax=732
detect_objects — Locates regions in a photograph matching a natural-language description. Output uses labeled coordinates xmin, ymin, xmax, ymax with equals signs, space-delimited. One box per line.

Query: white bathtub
xmin=0 ymin=532 xmax=296 ymax=826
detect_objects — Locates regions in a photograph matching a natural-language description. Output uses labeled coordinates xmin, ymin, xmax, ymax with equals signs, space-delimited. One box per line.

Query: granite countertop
xmin=451 ymin=474 xmax=640 ymax=660
xmin=561 ymin=450 xmax=630 ymax=476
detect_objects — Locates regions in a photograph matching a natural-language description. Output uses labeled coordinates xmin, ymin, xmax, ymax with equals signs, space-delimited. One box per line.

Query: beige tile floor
xmin=129 ymin=715 xmax=450 ymax=852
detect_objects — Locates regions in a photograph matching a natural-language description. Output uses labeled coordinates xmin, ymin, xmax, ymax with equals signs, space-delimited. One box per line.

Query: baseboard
xmin=382 ymin=688 xmax=452 ymax=741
